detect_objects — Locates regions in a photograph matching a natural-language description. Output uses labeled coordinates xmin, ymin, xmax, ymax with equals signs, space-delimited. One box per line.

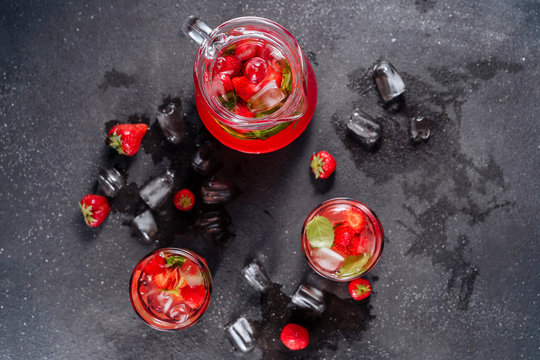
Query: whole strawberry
xmin=79 ymin=194 xmax=110 ymax=227
xmin=108 ymin=123 xmax=148 ymax=156
xmin=310 ymin=151 xmax=336 ymax=179
xmin=280 ymin=323 xmax=309 ymax=351
xmin=348 ymin=278 xmax=372 ymax=301
xmin=331 ymin=225 xmax=355 ymax=256
xmin=174 ymin=189 xmax=195 ymax=211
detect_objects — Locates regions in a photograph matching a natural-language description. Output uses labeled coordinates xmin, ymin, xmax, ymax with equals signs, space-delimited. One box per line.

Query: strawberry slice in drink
xmin=232 ymin=102 xmax=255 ymax=118
xmin=180 ymin=260 xmax=204 ymax=287
xmin=212 ymin=73 xmax=237 ymax=110
xmin=181 ymin=285 xmax=206 ymax=309
xmin=234 ymin=40 xmax=264 ymax=61
xmin=213 ymin=55 xmax=242 ymax=77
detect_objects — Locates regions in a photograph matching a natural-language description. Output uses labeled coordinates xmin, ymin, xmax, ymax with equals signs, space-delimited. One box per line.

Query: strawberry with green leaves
xmin=348 ymin=278 xmax=372 ymax=300
xmin=174 ymin=189 xmax=195 ymax=211
xmin=108 ymin=123 xmax=148 ymax=156
xmin=310 ymin=151 xmax=336 ymax=179
xmin=79 ymin=194 xmax=110 ymax=227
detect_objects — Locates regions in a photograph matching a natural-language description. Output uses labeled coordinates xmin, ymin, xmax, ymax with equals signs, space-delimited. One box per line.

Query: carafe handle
xmin=182 ymin=16 xmax=212 ymax=46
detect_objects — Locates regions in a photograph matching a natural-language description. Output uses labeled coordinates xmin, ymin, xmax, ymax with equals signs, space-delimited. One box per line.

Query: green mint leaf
xmin=280 ymin=70 xmax=292 ymax=93
xmin=164 ymin=255 xmax=186 ymax=268
xmin=220 ymin=92 xmax=237 ymax=110
xmin=306 ymin=216 xmax=334 ymax=248
xmin=338 ymin=254 xmax=370 ymax=276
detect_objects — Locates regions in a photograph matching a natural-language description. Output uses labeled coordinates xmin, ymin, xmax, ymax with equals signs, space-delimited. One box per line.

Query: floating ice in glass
xmin=310 ymin=247 xmax=345 ymax=273
xmin=192 ymin=142 xmax=217 ymax=175
xmin=241 ymin=260 xmax=271 ymax=292
xmin=248 ymin=80 xmax=286 ymax=112
xmin=409 ymin=116 xmax=431 ymax=142
xmin=157 ymin=97 xmax=185 ymax=144
xmin=131 ymin=210 xmax=158 ymax=243
xmin=373 ymin=60 xmax=406 ymax=102
xmin=347 ymin=109 xmax=381 ymax=146
xmin=291 ymin=283 xmax=326 ymax=314
xmin=201 ymin=179 xmax=233 ymax=205
xmin=97 ymin=167 xmax=125 ymax=197
xmin=139 ymin=170 xmax=175 ymax=210
xmin=225 ymin=316 xmax=255 ymax=353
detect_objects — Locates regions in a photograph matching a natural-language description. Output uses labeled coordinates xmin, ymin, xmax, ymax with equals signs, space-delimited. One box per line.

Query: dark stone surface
xmin=1 ymin=0 xmax=539 ymax=359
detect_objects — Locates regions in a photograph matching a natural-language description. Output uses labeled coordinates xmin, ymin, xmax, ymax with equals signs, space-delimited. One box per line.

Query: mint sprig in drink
xmin=301 ymin=198 xmax=384 ymax=281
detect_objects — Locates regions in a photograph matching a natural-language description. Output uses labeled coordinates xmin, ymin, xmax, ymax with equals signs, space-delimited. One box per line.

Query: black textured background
xmin=1 ymin=1 xmax=539 ymax=359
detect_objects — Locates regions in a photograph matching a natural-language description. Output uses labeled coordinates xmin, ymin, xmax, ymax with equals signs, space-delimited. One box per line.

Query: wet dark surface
xmin=1 ymin=1 xmax=539 ymax=359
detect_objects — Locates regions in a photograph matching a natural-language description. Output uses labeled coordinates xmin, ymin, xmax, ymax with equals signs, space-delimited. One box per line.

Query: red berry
xmin=346 ymin=209 xmax=367 ymax=233
xmin=232 ymin=75 xmax=260 ymax=102
xmin=348 ymin=278 xmax=372 ymax=300
xmin=234 ymin=40 xmax=264 ymax=61
xmin=145 ymin=255 xmax=166 ymax=276
xmin=244 ymin=57 xmax=268 ymax=84
xmin=108 ymin=123 xmax=148 ymax=156
xmin=332 ymin=225 xmax=355 ymax=256
xmin=280 ymin=324 xmax=309 ymax=350
xmin=79 ymin=194 xmax=110 ymax=228
xmin=152 ymin=268 xmax=181 ymax=290
xmin=349 ymin=233 xmax=370 ymax=255
xmin=214 ymin=55 xmax=242 ymax=77
xmin=212 ymin=73 xmax=234 ymax=98
xmin=310 ymin=151 xmax=336 ymax=179
xmin=181 ymin=285 xmax=206 ymax=309
xmin=174 ymin=189 xmax=195 ymax=211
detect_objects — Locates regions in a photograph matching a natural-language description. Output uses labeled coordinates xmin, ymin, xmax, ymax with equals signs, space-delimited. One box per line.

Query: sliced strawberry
xmin=79 ymin=194 xmax=110 ymax=228
xmin=234 ymin=40 xmax=264 ymax=61
xmin=349 ymin=233 xmax=370 ymax=255
xmin=145 ymin=255 xmax=167 ymax=276
xmin=280 ymin=324 xmax=309 ymax=350
xmin=263 ymin=66 xmax=282 ymax=88
xmin=212 ymin=73 xmax=234 ymax=95
xmin=348 ymin=278 xmax=372 ymax=300
xmin=181 ymin=285 xmax=206 ymax=309
xmin=232 ymin=76 xmax=260 ymax=102
xmin=231 ymin=102 xmax=254 ymax=117
xmin=332 ymin=225 xmax=355 ymax=256
xmin=213 ymin=55 xmax=242 ymax=76
xmin=346 ymin=209 xmax=367 ymax=233
xmin=152 ymin=268 xmax=180 ymax=290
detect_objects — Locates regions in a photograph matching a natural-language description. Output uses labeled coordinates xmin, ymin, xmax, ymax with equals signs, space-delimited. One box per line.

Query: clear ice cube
xmin=311 ymin=247 xmax=345 ymax=273
xmin=201 ymin=179 xmax=233 ymax=205
xmin=97 ymin=167 xmax=125 ymax=197
xmin=157 ymin=97 xmax=185 ymax=144
xmin=291 ymin=283 xmax=326 ymax=314
xmin=131 ymin=210 xmax=158 ymax=243
xmin=241 ymin=260 xmax=271 ymax=292
xmin=139 ymin=170 xmax=175 ymax=210
xmin=248 ymin=80 xmax=286 ymax=112
xmin=347 ymin=108 xmax=381 ymax=146
xmin=373 ymin=60 xmax=406 ymax=102
xmin=192 ymin=142 xmax=217 ymax=176
xmin=225 ymin=316 xmax=255 ymax=353
xmin=194 ymin=210 xmax=232 ymax=244
xmin=409 ymin=116 xmax=431 ymax=142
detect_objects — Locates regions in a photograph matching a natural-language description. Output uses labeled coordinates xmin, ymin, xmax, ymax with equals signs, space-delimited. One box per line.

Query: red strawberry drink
xmin=185 ymin=16 xmax=317 ymax=154
xmin=129 ymin=248 xmax=212 ymax=330
xmin=301 ymin=198 xmax=384 ymax=281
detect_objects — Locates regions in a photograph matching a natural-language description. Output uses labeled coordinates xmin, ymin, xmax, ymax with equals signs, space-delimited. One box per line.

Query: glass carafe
xmin=183 ymin=16 xmax=317 ymax=154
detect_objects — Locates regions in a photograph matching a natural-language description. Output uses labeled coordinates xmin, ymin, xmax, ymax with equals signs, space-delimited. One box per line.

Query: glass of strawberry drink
xmin=301 ymin=198 xmax=384 ymax=281
xmin=129 ymin=248 xmax=212 ymax=330
xmin=183 ymin=16 xmax=317 ymax=154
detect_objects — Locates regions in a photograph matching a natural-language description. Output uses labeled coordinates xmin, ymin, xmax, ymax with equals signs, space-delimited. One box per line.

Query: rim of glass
xmin=301 ymin=198 xmax=385 ymax=282
xmin=129 ymin=247 xmax=213 ymax=331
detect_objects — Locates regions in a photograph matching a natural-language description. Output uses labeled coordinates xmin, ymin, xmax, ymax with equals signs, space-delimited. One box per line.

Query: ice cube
xmin=201 ymin=179 xmax=233 ymax=205
xmin=347 ymin=109 xmax=381 ymax=146
xmin=373 ymin=60 xmax=406 ymax=102
xmin=311 ymin=247 xmax=345 ymax=273
xmin=157 ymin=97 xmax=185 ymax=144
xmin=225 ymin=316 xmax=255 ymax=353
xmin=139 ymin=170 xmax=175 ymax=210
xmin=97 ymin=167 xmax=125 ymax=197
xmin=409 ymin=116 xmax=431 ymax=142
xmin=291 ymin=283 xmax=326 ymax=314
xmin=131 ymin=210 xmax=158 ymax=243
xmin=169 ymin=303 xmax=190 ymax=322
xmin=248 ymin=80 xmax=286 ymax=112
xmin=192 ymin=141 xmax=217 ymax=175
xmin=241 ymin=260 xmax=271 ymax=292
xmin=195 ymin=210 xmax=232 ymax=243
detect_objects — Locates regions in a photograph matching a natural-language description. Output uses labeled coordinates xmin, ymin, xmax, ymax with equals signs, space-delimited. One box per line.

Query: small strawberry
xmin=152 ymin=268 xmax=181 ymax=290
xmin=232 ymin=102 xmax=254 ymax=118
xmin=280 ymin=323 xmax=309 ymax=351
xmin=346 ymin=209 xmax=367 ymax=233
xmin=332 ymin=225 xmax=355 ymax=256
xmin=174 ymin=189 xmax=195 ymax=211
xmin=232 ymin=75 xmax=261 ymax=102
xmin=212 ymin=73 xmax=234 ymax=96
xmin=234 ymin=40 xmax=264 ymax=61
xmin=214 ymin=55 xmax=242 ymax=77
xmin=145 ymin=255 xmax=166 ymax=276
xmin=348 ymin=278 xmax=372 ymax=300
xmin=349 ymin=233 xmax=370 ymax=255
xmin=310 ymin=151 xmax=336 ymax=179
xmin=108 ymin=123 xmax=148 ymax=156
xmin=79 ymin=194 xmax=110 ymax=227
xmin=181 ymin=285 xmax=206 ymax=309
